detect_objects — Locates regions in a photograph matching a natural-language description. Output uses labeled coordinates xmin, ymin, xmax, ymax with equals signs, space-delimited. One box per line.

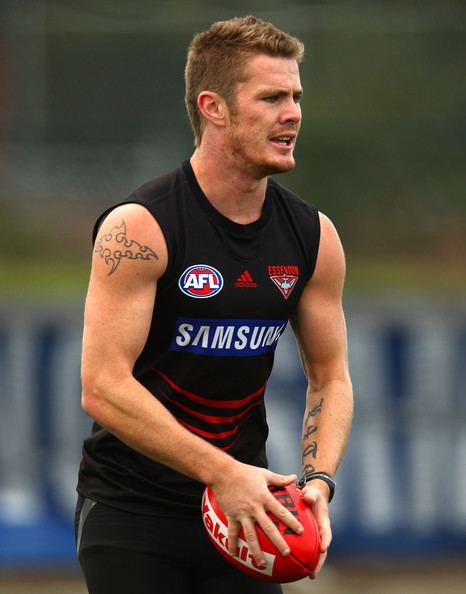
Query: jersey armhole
xmin=308 ymin=208 xmax=321 ymax=279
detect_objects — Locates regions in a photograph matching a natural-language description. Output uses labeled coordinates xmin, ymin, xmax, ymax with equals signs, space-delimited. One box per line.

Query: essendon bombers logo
xmin=268 ymin=265 xmax=299 ymax=299
xmin=179 ymin=264 xmax=224 ymax=299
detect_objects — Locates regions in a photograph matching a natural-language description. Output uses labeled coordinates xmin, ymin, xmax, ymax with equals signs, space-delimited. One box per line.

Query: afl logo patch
xmin=179 ymin=264 xmax=224 ymax=299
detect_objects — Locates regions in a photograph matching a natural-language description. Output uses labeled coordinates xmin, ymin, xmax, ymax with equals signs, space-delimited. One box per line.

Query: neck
xmin=190 ymin=146 xmax=268 ymax=225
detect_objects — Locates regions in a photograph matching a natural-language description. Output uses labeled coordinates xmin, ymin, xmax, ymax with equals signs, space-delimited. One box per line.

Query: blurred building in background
xmin=1 ymin=0 xmax=465 ymax=579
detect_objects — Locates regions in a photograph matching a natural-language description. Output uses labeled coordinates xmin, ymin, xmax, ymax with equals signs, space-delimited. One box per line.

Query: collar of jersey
xmin=182 ymin=160 xmax=272 ymax=238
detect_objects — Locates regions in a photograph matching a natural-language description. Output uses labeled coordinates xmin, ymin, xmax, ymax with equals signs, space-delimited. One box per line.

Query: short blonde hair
xmin=184 ymin=15 xmax=304 ymax=146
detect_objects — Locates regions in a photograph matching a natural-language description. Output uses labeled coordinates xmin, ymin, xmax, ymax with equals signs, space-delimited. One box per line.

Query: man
xmin=76 ymin=15 xmax=353 ymax=594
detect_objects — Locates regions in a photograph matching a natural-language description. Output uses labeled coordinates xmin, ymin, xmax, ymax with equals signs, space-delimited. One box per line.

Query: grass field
xmin=1 ymin=563 xmax=465 ymax=594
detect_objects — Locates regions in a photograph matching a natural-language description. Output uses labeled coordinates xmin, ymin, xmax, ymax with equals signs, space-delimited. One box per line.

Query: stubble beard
xmin=227 ymin=126 xmax=297 ymax=179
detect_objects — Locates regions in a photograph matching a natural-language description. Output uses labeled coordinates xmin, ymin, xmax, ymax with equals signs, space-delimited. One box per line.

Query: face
xmin=225 ymin=54 xmax=303 ymax=178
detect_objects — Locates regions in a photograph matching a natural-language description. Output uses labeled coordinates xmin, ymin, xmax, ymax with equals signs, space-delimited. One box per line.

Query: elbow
xmin=81 ymin=370 xmax=111 ymax=421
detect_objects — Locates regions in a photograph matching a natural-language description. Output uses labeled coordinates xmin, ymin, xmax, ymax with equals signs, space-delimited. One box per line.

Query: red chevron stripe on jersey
xmin=178 ymin=419 xmax=244 ymax=441
xmin=153 ymin=369 xmax=265 ymax=408
xmin=159 ymin=390 xmax=264 ymax=425
xmin=179 ymin=419 xmax=244 ymax=451
xmin=153 ymin=369 xmax=265 ymax=450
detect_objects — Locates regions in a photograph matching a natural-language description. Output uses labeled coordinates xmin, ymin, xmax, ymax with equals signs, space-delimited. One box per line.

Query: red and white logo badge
xmin=268 ymin=265 xmax=299 ymax=299
xmin=179 ymin=264 xmax=224 ymax=299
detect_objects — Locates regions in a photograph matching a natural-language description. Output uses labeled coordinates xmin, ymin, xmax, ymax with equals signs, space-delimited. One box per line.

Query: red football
xmin=201 ymin=483 xmax=321 ymax=583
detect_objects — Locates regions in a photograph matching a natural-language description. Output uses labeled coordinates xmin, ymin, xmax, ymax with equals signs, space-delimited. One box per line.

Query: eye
xmin=263 ymin=95 xmax=279 ymax=103
xmin=293 ymin=93 xmax=303 ymax=104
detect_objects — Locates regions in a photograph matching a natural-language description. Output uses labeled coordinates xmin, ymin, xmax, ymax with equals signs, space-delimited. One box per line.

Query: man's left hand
xmin=300 ymin=483 xmax=332 ymax=579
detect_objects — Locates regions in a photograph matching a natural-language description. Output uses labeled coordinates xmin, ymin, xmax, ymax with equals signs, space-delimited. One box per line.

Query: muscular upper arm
xmin=81 ymin=203 xmax=168 ymax=393
xmin=292 ymin=212 xmax=349 ymax=387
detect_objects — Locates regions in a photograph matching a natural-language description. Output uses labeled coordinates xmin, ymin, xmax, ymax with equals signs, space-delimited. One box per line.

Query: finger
xmin=309 ymin=496 xmax=332 ymax=550
xmin=318 ymin=514 xmax=332 ymax=551
xmin=266 ymin=471 xmax=297 ymax=487
xmin=255 ymin=510 xmax=290 ymax=557
xmin=227 ymin=519 xmax=241 ymax=557
xmin=302 ymin=487 xmax=332 ymax=550
xmin=241 ymin=517 xmax=266 ymax=568
xmin=267 ymin=498 xmax=304 ymax=535
xmin=309 ymin=549 xmax=327 ymax=580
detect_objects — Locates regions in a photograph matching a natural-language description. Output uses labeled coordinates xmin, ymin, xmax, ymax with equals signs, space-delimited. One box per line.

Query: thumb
xmin=266 ymin=471 xmax=297 ymax=487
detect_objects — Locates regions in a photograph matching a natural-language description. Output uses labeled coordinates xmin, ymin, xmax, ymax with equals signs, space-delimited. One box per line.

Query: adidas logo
xmin=234 ymin=270 xmax=257 ymax=288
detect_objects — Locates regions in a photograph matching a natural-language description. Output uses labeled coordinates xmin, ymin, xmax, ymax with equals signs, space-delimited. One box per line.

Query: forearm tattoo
xmin=94 ymin=220 xmax=158 ymax=275
xmin=301 ymin=397 xmax=324 ymax=474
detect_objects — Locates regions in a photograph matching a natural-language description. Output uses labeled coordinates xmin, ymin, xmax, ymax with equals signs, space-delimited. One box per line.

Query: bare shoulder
xmin=312 ymin=212 xmax=346 ymax=288
xmin=93 ymin=203 xmax=168 ymax=280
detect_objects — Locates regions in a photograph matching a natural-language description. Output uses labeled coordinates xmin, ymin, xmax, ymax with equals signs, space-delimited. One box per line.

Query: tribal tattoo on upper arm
xmin=301 ymin=397 xmax=324 ymax=475
xmin=94 ymin=220 xmax=159 ymax=275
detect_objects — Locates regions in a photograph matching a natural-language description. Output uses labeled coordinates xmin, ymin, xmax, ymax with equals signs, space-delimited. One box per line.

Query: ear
xmin=197 ymin=91 xmax=228 ymax=129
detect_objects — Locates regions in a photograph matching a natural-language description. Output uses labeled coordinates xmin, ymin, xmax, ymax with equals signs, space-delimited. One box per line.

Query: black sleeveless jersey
xmin=77 ymin=160 xmax=320 ymax=517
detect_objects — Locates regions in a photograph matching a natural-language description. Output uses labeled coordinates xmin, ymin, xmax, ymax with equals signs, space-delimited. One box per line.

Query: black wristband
xmin=296 ymin=471 xmax=336 ymax=502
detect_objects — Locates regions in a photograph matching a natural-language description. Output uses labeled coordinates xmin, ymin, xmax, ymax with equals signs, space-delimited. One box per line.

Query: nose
xmin=280 ymin=97 xmax=301 ymax=125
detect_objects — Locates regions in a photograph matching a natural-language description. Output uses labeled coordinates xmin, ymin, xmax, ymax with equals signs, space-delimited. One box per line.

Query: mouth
xmin=269 ymin=134 xmax=296 ymax=150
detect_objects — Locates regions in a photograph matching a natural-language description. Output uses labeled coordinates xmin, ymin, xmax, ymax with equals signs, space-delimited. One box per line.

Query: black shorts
xmin=75 ymin=495 xmax=283 ymax=594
